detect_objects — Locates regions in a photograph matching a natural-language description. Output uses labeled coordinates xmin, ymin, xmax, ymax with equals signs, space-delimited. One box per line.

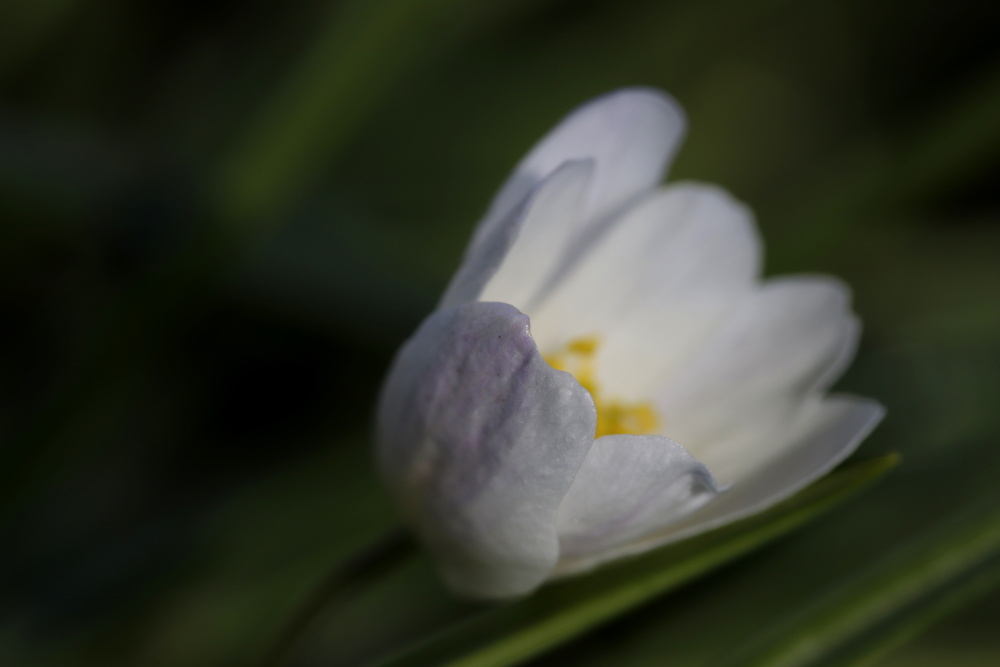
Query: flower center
xmin=544 ymin=336 xmax=660 ymax=438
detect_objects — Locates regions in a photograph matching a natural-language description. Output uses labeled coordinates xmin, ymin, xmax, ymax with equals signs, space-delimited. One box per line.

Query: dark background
xmin=2 ymin=0 xmax=1000 ymax=665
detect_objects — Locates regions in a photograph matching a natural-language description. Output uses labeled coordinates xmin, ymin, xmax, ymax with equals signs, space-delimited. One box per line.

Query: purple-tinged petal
xmin=376 ymin=301 xmax=597 ymax=598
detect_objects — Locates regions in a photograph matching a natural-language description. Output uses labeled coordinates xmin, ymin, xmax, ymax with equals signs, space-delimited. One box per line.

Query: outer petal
xmin=555 ymin=434 xmax=720 ymax=562
xmin=482 ymin=87 xmax=685 ymax=242
xmin=556 ymin=397 xmax=882 ymax=576
xmin=527 ymin=183 xmax=760 ymax=397
xmin=654 ymin=276 xmax=861 ymax=483
xmin=442 ymin=88 xmax=686 ymax=309
xmin=441 ymin=160 xmax=593 ymax=308
xmin=376 ymin=301 xmax=597 ymax=598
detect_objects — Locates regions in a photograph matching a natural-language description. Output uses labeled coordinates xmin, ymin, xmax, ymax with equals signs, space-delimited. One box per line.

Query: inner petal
xmin=650 ymin=277 xmax=860 ymax=485
xmin=545 ymin=336 xmax=660 ymax=438
xmin=525 ymin=183 xmax=761 ymax=400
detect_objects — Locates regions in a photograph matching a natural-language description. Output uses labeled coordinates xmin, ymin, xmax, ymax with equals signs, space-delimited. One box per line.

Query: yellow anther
xmin=545 ymin=354 xmax=567 ymax=372
xmin=544 ymin=337 xmax=661 ymax=438
xmin=567 ymin=336 xmax=600 ymax=356
xmin=596 ymin=401 xmax=659 ymax=438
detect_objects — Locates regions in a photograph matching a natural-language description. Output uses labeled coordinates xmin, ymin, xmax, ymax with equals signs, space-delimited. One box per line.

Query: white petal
xmin=483 ymin=87 xmax=685 ymax=240
xmin=376 ymin=301 xmax=597 ymax=598
xmin=676 ymin=396 xmax=885 ymax=532
xmin=655 ymin=276 xmax=860 ymax=482
xmin=527 ymin=183 xmax=761 ymax=397
xmin=443 ymin=88 xmax=686 ymax=309
xmin=556 ymin=397 xmax=883 ymax=576
xmin=443 ymin=160 xmax=593 ymax=308
xmin=555 ymin=434 xmax=719 ymax=562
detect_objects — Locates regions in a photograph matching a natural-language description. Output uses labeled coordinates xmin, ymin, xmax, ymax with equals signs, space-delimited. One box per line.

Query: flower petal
xmin=376 ymin=301 xmax=597 ymax=598
xmin=442 ymin=160 xmax=594 ymax=308
xmin=687 ymin=396 xmax=884 ymax=529
xmin=555 ymin=396 xmax=882 ymax=576
xmin=654 ymin=276 xmax=860 ymax=483
xmin=555 ymin=434 xmax=720 ymax=563
xmin=443 ymin=88 xmax=686 ymax=309
xmin=682 ymin=396 xmax=885 ymax=532
xmin=484 ymin=87 xmax=685 ymax=239
xmin=527 ymin=183 xmax=760 ymax=397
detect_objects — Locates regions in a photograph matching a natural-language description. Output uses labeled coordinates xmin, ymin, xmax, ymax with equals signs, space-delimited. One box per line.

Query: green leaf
xmin=715 ymin=501 xmax=1000 ymax=667
xmin=375 ymin=454 xmax=899 ymax=667
xmin=838 ymin=556 xmax=1000 ymax=667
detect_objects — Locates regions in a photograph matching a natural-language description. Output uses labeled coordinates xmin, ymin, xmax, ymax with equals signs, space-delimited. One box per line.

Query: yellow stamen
xmin=544 ymin=336 xmax=660 ymax=438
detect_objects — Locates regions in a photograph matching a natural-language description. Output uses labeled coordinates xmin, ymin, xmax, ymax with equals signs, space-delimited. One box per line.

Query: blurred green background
xmin=2 ymin=0 xmax=1000 ymax=665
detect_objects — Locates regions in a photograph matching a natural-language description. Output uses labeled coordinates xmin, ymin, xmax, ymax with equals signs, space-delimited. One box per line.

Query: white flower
xmin=376 ymin=88 xmax=884 ymax=600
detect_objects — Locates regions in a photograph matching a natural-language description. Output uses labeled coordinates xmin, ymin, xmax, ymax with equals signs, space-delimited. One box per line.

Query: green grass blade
xmin=375 ymin=455 xmax=899 ymax=667
xmin=892 ymin=57 xmax=1000 ymax=202
xmin=716 ymin=502 xmax=1000 ymax=667
xmin=215 ymin=0 xmax=461 ymax=227
xmin=838 ymin=556 xmax=1000 ymax=667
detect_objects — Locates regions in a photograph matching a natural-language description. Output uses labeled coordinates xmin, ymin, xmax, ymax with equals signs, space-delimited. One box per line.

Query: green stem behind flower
xmin=259 ymin=528 xmax=418 ymax=667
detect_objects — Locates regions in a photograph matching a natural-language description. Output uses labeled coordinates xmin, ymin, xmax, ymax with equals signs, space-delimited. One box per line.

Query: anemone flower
xmin=376 ymin=88 xmax=884 ymax=599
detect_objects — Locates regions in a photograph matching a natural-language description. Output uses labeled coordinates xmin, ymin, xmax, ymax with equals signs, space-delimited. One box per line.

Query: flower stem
xmin=258 ymin=527 xmax=417 ymax=667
